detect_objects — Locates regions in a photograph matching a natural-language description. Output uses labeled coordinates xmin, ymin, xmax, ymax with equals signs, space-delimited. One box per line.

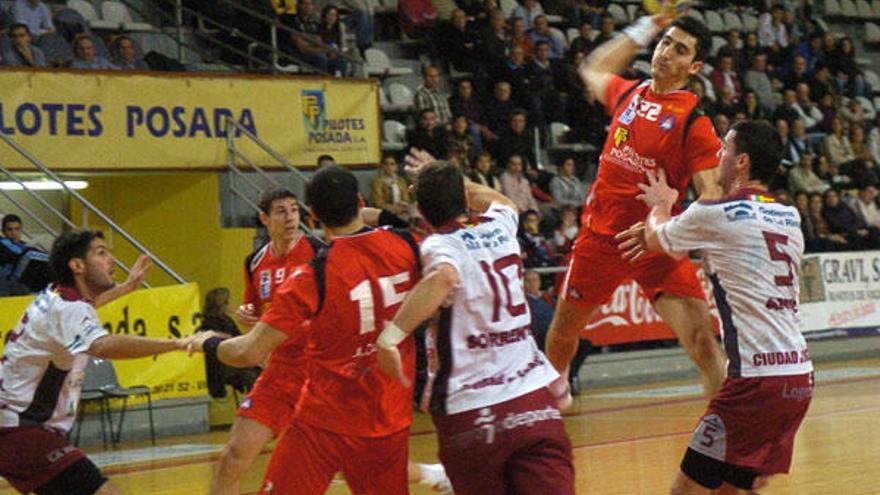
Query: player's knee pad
xmin=35 ymin=457 xmax=108 ymax=495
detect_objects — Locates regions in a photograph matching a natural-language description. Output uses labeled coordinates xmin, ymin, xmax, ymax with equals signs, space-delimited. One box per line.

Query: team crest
xmin=613 ymin=127 xmax=629 ymax=147
xmin=659 ymin=115 xmax=675 ymax=131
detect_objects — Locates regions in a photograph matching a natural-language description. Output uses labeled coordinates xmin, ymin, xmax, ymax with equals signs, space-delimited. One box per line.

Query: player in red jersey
xmin=211 ymin=189 xmax=450 ymax=494
xmin=193 ymin=166 xmax=424 ymax=495
xmin=545 ymin=9 xmax=727 ymax=404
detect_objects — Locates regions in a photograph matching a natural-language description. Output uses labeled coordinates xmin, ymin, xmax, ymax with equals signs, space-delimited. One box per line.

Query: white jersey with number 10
xmin=420 ymin=202 xmax=558 ymax=416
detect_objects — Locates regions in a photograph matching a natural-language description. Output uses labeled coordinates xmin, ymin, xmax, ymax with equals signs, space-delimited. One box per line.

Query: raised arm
xmin=465 ymin=180 xmax=517 ymax=214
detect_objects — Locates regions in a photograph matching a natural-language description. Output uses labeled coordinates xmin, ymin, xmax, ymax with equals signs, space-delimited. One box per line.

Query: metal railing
xmin=0 ymin=133 xmax=186 ymax=286
xmin=223 ymin=117 xmax=325 ymax=244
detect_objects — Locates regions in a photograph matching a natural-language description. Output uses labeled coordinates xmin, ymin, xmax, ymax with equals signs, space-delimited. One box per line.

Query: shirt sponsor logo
xmin=659 ymin=114 xmax=675 ymax=132
xmin=471 ymin=406 xmax=562 ymax=445
xmin=781 ymin=382 xmax=813 ymax=402
xmin=613 ymin=127 xmax=629 ymax=147
xmin=723 ymin=202 xmax=756 ymax=222
xmin=466 ymin=325 xmax=531 ymax=349
xmin=259 ymin=270 xmax=271 ymax=299
xmin=751 ymin=349 xmax=810 ymax=367
xmin=606 ymin=144 xmax=658 ymax=173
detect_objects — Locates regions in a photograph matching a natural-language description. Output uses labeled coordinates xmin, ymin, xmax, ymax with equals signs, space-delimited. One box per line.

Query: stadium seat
xmin=626 ymin=4 xmax=639 ymax=22
xmin=549 ymin=122 xmax=595 ymax=153
xmin=382 ymin=119 xmax=407 ymax=151
xmin=704 ymin=10 xmax=725 ymax=33
xmin=873 ymin=0 xmax=880 ymax=17
xmin=701 ymin=62 xmax=713 ymax=76
xmin=566 ymin=27 xmax=579 ymax=44
xmin=607 ymin=3 xmax=628 ymax=25
xmin=387 ymin=82 xmax=414 ymax=111
xmin=364 ymin=47 xmax=413 ymax=77
xmin=741 ymin=13 xmax=759 ymax=31
xmin=856 ymin=0 xmax=875 ymax=17
xmin=544 ymin=14 xmax=564 ymax=25
xmin=710 ymin=35 xmax=726 ymax=57
xmin=549 ymin=26 xmax=568 ymax=48
xmin=857 ymin=96 xmax=876 ymax=120
xmin=66 ymin=0 xmax=117 ymax=30
xmin=875 ymin=96 xmax=880 ymax=112
xmin=841 ymin=0 xmax=859 ymax=18
xmin=85 ymin=358 xmax=155 ymax=445
xmin=864 ymin=68 xmax=880 ymax=89
xmin=498 ymin=0 xmax=517 ymax=17
xmin=37 ymin=33 xmax=74 ymax=65
xmin=825 ymin=0 xmax=842 ymax=16
xmin=722 ymin=11 xmax=744 ymax=31
xmin=633 ymin=59 xmax=651 ymax=76
xmin=866 ymin=22 xmax=880 ymax=43
xmin=100 ymin=1 xmax=155 ymax=31
xmin=685 ymin=9 xmax=705 ymax=25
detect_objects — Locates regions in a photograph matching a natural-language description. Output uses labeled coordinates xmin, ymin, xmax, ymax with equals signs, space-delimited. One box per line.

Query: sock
xmin=418 ymin=463 xmax=447 ymax=486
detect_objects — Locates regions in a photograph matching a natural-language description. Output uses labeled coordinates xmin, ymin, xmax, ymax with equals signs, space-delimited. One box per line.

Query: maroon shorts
xmin=260 ymin=422 xmax=409 ymax=495
xmin=237 ymin=360 xmax=306 ymax=436
xmin=432 ymin=387 xmax=574 ymax=495
xmin=0 ymin=426 xmax=91 ymax=493
xmin=688 ymin=373 xmax=813 ymax=474
xmin=562 ymin=231 xmax=705 ymax=307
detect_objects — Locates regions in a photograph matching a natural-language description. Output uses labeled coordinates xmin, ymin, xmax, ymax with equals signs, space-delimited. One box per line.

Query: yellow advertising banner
xmin=0 ymin=283 xmax=207 ymax=401
xmin=0 ymin=69 xmax=381 ymax=170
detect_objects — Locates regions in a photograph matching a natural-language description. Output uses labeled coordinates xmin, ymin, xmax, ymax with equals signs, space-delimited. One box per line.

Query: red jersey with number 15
xmin=582 ymin=75 xmax=722 ymax=236
xmin=243 ymin=235 xmax=319 ymax=366
xmin=261 ymin=227 xmax=421 ymax=437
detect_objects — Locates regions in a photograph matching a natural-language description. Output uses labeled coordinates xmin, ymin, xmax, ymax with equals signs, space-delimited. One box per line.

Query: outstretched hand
xmin=124 ymin=255 xmax=152 ymax=290
xmin=404 ymin=148 xmax=437 ymax=179
xmin=636 ymin=168 xmax=678 ymax=211
xmin=185 ymin=330 xmax=230 ymax=356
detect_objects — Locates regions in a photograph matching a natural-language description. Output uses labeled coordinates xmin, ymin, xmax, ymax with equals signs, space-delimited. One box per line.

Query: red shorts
xmin=432 ymin=387 xmax=574 ymax=495
xmin=237 ymin=359 xmax=306 ymax=436
xmin=562 ymin=231 xmax=705 ymax=306
xmin=688 ymin=373 xmax=813 ymax=474
xmin=0 ymin=426 xmax=90 ymax=493
xmin=260 ymin=423 xmax=409 ymax=495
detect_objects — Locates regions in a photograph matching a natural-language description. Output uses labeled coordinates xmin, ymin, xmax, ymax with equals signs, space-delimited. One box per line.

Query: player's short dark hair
xmin=10 ymin=23 xmax=30 ymax=35
xmin=50 ymin=230 xmax=104 ymax=286
xmin=665 ymin=16 xmax=712 ymax=62
xmin=306 ymin=166 xmax=360 ymax=227
xmin=2 ymin=214 xmax=22 ymax=230
xmin=415 ymin=161 xmax=467 ymax=228
xmin=258 ymin=189 xmax=297 ymax=215
xmin=730 ymin=120 xmax=782 ymax=186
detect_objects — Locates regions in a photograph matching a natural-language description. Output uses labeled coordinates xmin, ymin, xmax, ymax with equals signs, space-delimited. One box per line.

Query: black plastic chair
xmin=88 ymin=358 xmax=156 ymax=445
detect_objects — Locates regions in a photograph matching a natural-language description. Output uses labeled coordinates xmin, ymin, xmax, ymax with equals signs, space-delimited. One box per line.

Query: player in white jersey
xmin=0 ymin=231 xmax=212 ymax=495
xmin=377 ymin=160 xmax=574 ymax=495
xmin=617 ymin=121 xmax=813 ymax=494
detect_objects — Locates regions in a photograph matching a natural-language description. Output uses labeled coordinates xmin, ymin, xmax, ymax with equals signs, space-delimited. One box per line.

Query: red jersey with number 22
xmin=261 ymin=227 xmax=420 ymax=437
xmin=582 ymin=75 xmax=722 ymax=237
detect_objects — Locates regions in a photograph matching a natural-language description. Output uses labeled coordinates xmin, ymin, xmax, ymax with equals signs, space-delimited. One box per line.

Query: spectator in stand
xmin=822 ymin=189 xmax=880 ymax=250
xmin=441 ymin=9 xmax=481 ymax=74
xmin=744 ymin=53 xmax=774 ymax=111
xmin=794 ymin=192 xmax=835 ymax=252
xmin=741 ymin=30 xmax=760 ymax=70
xmin=518 ymin=209 xmax=558 ymax=267
xmin=822 ymin=116 xmax=857 ymax=169
xmin=851 ymin=185 xmax=880 ymax=229
xmin=318 ymin=5 xmax=348 ymax=75
xmin=845 ymin=124 xmax=880 ymax=189
xmin=370 ymin=155 xmax=413 ymax=218
xmin=11 ymin=0 xmax=53 ymax=37
xmin=788 ymin=152 xmax=830 ymax=195
xmin=284 ymin=0 xmax=344 ymax=75
xmin=772 ymin=89 xmax=801 ymax=126
xmin=816 ymin=92 xmax=836 ymax=132
xmin=838 ymin=98 xmax=866 ymax=128
xmin=485 ymin=81 xmax=516 ymax=135
xmin=414 ymin=64 xmax=452 ymax=126
xmin=808 ymin=192 xmax=849 ymax=251
xmin=334 ymin=0 xmax=374 ymax=54
xmin=0 ymin=214 xmax=48 ymax=295
xmin=790 ymin=118 xmax=814 ymax=156
xmin=565 ymin=0 xmax=604 ymax=32
xmin=758 ymin=3 xmax=788 ymax=66
xmin=447 ymin=114 xmax=476 ymax=161
xmin=712 ymin=113 xmax=730 ymax=137
xmin=794 ymin=32 xmax=823 ymax=73
xmin=814 ymin=154 xmax=853 ymax=191
xmin=1 ymin=23 xmax=47 ymax=67
xmin=511 ymin=0 xmax=544 ymax=30
xmin=712 ymin=87 xmax=738 ymax=119
xmin=810 ymin=62 xmax=837 ymax=103
xmin=527 ymin=40 xmax=566 ymax=128
xmin=741 ymin=89 xmax=766 ymax=122
xmin=793 ymin=82 xmax=824 ymax=130
xmin=553 ymin=205 xmax=579 ymax=254
xmin=524 ymin=269 xmax=554 ymax=350
xmin=529 ymin=15 xmax=566 ymax=59
xmin=497 ymin=45 xmax=531 ymax=109
xmin=448 ymin=79 xmax=495 ymax=141
xmin=406 ymin=109 xmax=449 ymax=158
xmin=70 ymin=35 xmax=117 ymax=70
xmin=468 ymin=151 xmax=502 ymax=191
xmin=500 ymin=154 xmax=539 ymax=212
xmin=110 ymin=35 xmax=148 ymax=70
xmin=591 ymin=14 xmax=615 ymax=47
xmin=480 ymin=9 xmax=508 ymax=71
xmin=868 ymin=115 xmax=880 ymax=166
xmin=317 ymin=154 xmax=336 ymax=168
xmin=777 ymin=119 xmax=798 ymax=166
xmin=569 ymin=21 xmax=593 ymax=56
xmin=782 ymin=54 xmax=811 ymax=92
xmin=549 ymin=157 xmax=586 ymax=209
xmin=830 ymin=37 xmax=858 ymax=82
xmin=494 ymin=109 xmax=538 ymax=172
xmin=509 ymin=17 xmax=536 ymax=58
xmin=709 ymin=49 xmax=741 ymax=101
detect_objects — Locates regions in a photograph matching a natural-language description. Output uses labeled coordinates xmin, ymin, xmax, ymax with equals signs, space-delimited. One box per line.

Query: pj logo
xmin=302 ymin=89 xmax=327 ymax=130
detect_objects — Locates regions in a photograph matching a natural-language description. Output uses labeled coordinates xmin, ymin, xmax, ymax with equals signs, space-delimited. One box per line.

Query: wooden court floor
xmin=4 ymin=357 xmax=878 ymax=494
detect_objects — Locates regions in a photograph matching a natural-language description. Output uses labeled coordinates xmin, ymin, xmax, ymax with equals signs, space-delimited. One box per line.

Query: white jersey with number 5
xmin=656 ymin=189 xmax=813 ymax=378
xmin=420 ymin=202 xmax=558 ymax=416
